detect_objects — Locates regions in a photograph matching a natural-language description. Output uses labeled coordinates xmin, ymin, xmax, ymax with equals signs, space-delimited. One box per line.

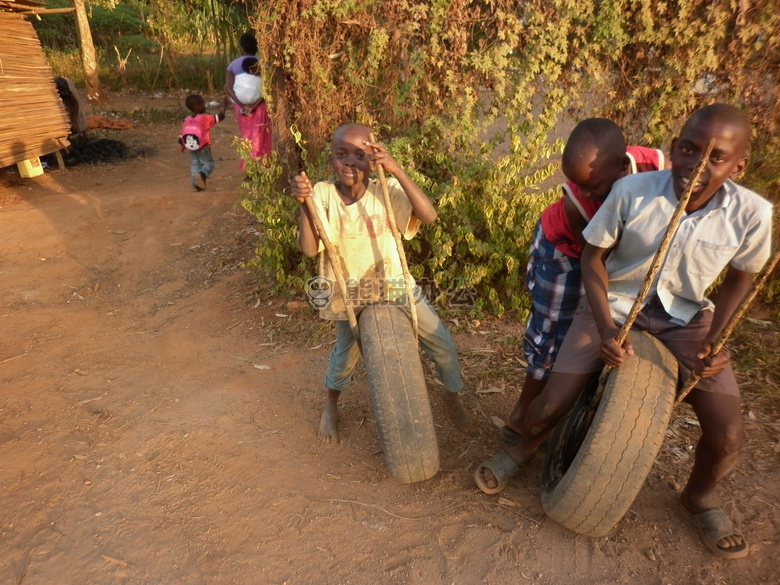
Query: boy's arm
xmin=694 ymin=266 xmax=754 ymax=377
xmin=215 ymin=97 xmax=230 ymax=123
xmin=563 ymin=193 xmax=588 ymax=250
xmin=291 ymin=172 xmax=320 ymax=257
xmin=581 ymin=243 xmax=634 ymax=366
xmin=366 ymin=140 xmax=437 ymax=224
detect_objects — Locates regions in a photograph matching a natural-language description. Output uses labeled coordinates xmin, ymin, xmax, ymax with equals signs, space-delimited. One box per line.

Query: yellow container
xmin=17 ymin=157 xmax=44 ymax=178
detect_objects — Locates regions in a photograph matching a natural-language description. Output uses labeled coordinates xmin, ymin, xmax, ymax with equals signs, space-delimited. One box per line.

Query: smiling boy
xmin=475 ymin=104 xmax=772 ymax=559
xmin=292 ymin=123 xmax=473 ymax=443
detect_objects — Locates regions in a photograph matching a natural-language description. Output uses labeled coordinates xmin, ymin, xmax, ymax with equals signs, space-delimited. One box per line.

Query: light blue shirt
xmin=583 ymin=170 xmax=773 ymax=325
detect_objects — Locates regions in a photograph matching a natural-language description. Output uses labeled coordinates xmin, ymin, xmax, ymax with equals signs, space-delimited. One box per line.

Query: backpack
xmin=180 ymin=116 xmax=205 ymax=151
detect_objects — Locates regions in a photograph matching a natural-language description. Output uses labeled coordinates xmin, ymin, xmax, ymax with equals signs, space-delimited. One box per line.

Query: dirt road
xmin=1 ymin=92 xmax=778 ymax=584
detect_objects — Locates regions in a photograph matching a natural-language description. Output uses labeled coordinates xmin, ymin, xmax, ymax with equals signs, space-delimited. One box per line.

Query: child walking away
xmin=292 ymin=123 xmax=474 ymax=443
xmin=478 ymin=104 xmax=772 ymax=559
xmin=179 ymin=95 xmax=229 ymax=191
xmin=497 ymin=119 xmax=667 ymax=448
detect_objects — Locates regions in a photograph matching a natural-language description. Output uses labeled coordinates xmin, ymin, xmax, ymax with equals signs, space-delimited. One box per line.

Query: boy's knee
xmin=538 ymin=396 xmax=571 ymax=424
xmin=704 ymin=418 xmax=743 ymax=455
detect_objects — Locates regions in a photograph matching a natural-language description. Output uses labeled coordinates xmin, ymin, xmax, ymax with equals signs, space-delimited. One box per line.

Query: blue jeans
xmin=188 ymin=145 xmax=215 ymax=187
xmin=325 ymin=288 xmax=463 ymax=393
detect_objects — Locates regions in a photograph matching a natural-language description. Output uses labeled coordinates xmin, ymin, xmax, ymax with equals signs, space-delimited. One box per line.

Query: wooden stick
xmin=596 ymin=139 xmax=716 ymax=392
xmin=675 ymin=247 xmax=780 ymax=405
xmin=368 ymin=133 xmax=419 ymax=339
xmin=302 ymin=195 xmax=361 ymax=340
xmin=0 ymin=353 xmax=28 ymax=365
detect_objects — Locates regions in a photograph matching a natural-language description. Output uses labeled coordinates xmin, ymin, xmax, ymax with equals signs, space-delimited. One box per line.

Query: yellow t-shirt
xmin=310 ymin=178 xmax=421 ymax=320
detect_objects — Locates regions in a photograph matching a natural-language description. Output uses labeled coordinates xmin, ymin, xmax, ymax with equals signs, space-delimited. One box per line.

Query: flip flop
xmin=474 ymin=451 xmax=520 ymax=495
xmin=679 ymin=502 xmax=749 ymax=559
xmin=501 ymin=425 xmax=522 ymax=444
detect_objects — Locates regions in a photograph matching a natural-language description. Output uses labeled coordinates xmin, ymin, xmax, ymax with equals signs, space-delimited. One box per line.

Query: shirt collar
xmin=688 ymin=181 xmax=733 ymax=217
xmin=710 ymin=180 xmax=735 ymax=210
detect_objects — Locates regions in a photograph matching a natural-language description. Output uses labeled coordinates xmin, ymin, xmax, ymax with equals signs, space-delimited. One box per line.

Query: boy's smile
xmin=670 ymin=116 xmax=748 ymax=212
xmin=330 ymin=125 xmax=374 ymax=200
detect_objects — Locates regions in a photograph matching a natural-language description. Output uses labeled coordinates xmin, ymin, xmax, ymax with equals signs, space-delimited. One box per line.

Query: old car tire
xmin=541 ymin=330 xmax=677 ymax=536
xmin=359 ymin=305 xmax=439 ymax=483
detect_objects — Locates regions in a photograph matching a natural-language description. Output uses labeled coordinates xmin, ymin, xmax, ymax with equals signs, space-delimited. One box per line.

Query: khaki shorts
xmin=552 ymin=298 xmax=739 ymax=396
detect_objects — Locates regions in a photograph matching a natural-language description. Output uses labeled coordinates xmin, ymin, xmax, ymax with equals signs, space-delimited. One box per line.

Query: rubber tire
xmin=359 ymin=304 xmax=440 ymax=484
xmin=541 ymin=330 xmax=677 ymax=537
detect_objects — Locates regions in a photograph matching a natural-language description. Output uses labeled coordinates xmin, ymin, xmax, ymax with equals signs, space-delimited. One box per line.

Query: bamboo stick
xmin=675 ymin=247 xmax=780 ymax=405
xmin=302 ymin=191 xmax=361 ymax=341
xmin=595 ymin=138 xmax=716 ymax=393
xmin=368 ymin=133 xmax=419 ymax=339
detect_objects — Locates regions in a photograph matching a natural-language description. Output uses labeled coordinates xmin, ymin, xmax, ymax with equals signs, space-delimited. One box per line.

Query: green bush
xmin=241 ymin=0 xmax=780 ymax=315
xmin=33 ymin=0 xmax=149 ymax=50
xmin=239 ymin=146 xmax=317 ymax=294
xmin=240 ymin=119 xmax=562 ymax=318
xmin=113 ymin=35 xmax=159 ymax=55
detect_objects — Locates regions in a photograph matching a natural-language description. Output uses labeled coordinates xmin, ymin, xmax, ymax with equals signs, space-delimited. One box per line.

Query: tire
xmin=541 ymin=330 xmax=677 ymax=537
xmin=359 ymin=304 xmax=440 ymax=484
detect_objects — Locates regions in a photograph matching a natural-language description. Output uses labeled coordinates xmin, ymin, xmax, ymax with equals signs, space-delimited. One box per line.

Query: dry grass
xmin=728 ymin=314 xmax=780 ymax=416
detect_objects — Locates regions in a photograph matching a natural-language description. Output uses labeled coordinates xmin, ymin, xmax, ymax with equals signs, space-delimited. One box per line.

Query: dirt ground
xmin=1 ymin=91 xmax=779 ymax=585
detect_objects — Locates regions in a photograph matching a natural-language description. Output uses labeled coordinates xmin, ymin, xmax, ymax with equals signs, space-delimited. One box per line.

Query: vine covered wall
xmin=240 ymin=0 xmax=780 ymax=315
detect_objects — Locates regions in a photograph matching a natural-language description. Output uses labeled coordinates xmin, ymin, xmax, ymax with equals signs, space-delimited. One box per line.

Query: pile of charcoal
xmin=45 ymin=138 xmax=137 ymax=167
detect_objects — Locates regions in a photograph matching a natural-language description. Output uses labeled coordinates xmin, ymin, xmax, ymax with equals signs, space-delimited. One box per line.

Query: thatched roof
xmin=0 ymin=0 xmax=73 ymax=15
xmin=0 ymin=11 xmax=71 ymax=167
xmin=1 ymin=0 xmax=45 ymax=13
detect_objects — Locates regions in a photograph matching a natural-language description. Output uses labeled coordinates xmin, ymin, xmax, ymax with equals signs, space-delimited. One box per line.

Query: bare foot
xmin=317 ymin=388 xmax=340 ymax=443
xmin=443 ymin=391 xmax=476 ymax=435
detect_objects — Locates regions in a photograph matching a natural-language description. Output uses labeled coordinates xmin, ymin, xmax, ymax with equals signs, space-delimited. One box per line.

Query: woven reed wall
xmin=0 ymin=12 xmax=71 ymax=167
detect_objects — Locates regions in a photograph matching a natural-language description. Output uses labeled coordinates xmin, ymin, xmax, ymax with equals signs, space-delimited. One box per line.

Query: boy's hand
xmin=693 ymin=340 xmax=730 ymax=378
xmin=365 ymin=140 xmax=401 ymax=175
xmin=291 ymin=172 xmax=313 ymax=202
xmin=598 ymin=325 xmax=634 ymax=367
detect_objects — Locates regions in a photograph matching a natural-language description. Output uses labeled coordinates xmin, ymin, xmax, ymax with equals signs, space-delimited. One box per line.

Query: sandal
xmin=679 ymin=502 xmax=749 ymax=559
xmin=474 ymin=451 xmax=521 ymax=495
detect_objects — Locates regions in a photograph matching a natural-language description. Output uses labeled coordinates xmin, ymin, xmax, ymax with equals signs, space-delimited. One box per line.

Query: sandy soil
xmin=1 ymin=91 xmax=778 ymax=585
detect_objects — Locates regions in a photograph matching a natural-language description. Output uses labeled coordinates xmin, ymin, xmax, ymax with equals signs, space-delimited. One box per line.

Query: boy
xmin=499 ymin=119 xmax=666 ymax=447
xmin=291 ymin=123 xmax=473 ymax=443
xmin=179 ymin=94 xmax=228 ymax=191
xmin=477 ymin=104 xmax=772 ymax=559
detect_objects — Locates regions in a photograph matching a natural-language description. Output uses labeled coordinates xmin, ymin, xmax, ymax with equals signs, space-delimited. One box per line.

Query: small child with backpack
xmin=179 ymin=95 xmax=229 ymax=191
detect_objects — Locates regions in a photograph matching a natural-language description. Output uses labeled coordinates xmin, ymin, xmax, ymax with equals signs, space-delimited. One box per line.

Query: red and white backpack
xmin=180 ymin=116 xmax=205 ymax=151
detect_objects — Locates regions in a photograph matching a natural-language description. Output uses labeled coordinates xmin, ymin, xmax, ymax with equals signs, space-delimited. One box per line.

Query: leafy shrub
xmin=33 ymin=0 xmax=149 ymax=50
xmin=239 ymin=145 xmax=316 ymax=294
xmin=113 ymin=35 xmax=159 ymax=56
xmin=241 ymin=0 xmax=780 ymax=315
xmin=240 ymin=118 xmax=562 ymax=318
